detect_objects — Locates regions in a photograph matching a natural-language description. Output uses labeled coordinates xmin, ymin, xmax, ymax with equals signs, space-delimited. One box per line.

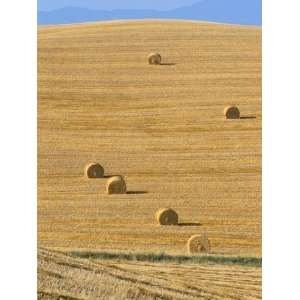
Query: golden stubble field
xmin=38 ymin=248 xmax=261 ymax=300
xmin=38 ymin=20 xmax=261 ymax=257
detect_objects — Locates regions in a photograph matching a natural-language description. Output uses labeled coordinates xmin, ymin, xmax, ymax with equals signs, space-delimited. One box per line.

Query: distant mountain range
xmin=38 ymin=0 xmax=261 ymax=26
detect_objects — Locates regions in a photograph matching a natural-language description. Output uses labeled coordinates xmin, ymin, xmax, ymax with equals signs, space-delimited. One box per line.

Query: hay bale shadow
xmin=178 ymin=222 xmax=202 ymax=227
xmin=126 ymin=191 xmax=148 ymax=195
xmin=160 ymin=63 xmax=176 ymax=66
xmin=240 ymin=116 xmax=256 ymax=119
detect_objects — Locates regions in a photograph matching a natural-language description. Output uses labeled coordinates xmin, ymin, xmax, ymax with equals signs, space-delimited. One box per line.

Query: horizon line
xmin=37 ymin=18 xmax=262 ymax=29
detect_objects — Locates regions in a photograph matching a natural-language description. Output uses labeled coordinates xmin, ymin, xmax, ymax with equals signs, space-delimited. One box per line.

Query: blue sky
xmin=38 ymin=0 xmax=261 ymax=26
xmin=38 ymin=0 xmax=201 ymax=11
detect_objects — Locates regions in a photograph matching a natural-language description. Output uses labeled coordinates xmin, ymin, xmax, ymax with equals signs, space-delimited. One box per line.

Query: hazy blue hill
xmin=38 ymin=0 xmax=261 ymax=26
xmin=170 ymin=0 xmax=261 ymax=25
xmin=38 ymin=7 xmax=161 ymax=25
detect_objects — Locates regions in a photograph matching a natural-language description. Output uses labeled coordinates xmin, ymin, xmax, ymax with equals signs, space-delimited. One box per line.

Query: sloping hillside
xmin=38 ymin=20 xmax=261 ymax=257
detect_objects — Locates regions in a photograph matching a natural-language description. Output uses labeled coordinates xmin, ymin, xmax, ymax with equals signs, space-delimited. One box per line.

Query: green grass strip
xmin=68 ymin=251 xmax=261 ymax=267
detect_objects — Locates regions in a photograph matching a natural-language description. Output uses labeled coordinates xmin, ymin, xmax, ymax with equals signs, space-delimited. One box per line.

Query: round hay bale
xmin=148 ymin=53 xmax=162 ymax=65
xmin=85 ymin=163 xmax=104 ymax=178
xmin=224 ymin=106 xmax=240 ymax=119
xmin=187 ymin=234 xmax=210 ymax=254
xmin=156 ymin=208 xmax=178 ymax=225
xmin=106 ymin=176 xmax=127 ymax=194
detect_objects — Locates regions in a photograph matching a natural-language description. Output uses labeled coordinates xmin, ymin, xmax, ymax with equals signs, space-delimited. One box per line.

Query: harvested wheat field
xmin=38 ymin=20 xmax=261 ymax=258
xmin=38 ymin=248 xmax=261 ymax=300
